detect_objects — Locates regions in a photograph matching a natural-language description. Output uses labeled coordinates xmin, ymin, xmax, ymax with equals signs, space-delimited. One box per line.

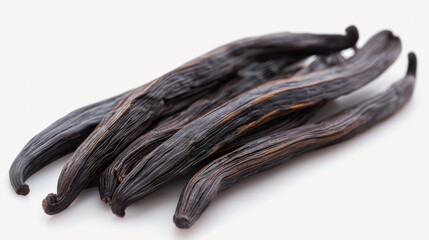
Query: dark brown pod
xmin=99 ymin=53 xmax=346 ymax=204
xmin=174 ymin=53 xmax=417 ymax=228
xmin=110 ymin=30 xmax=400 ymax=217
xmin=8 ymin=86 xmax=184 ymax=196
xmin=9 ymin=92 xmax=127 ymax=195
xmin=9 ymin=53 xmax=300 ymax=197
xmin=213 ymin=53 xmax=347 ymax=157
xmin=43 ymin=27 xmax=358 ymax=214
xmin=98 ymin=56 xmax=302 ymax=204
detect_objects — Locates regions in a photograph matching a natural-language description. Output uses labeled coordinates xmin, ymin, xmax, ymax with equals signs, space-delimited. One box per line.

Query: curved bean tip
xmin=42 ymin=193 xmax=58 ymax=215
xmin=388 ymin=32 xmax=401 ymax=45
xmin=407 ymin=52 xmax=417 ymax=76
xmin=377 ymin=30 xmax=398 ymax=43
xmin=16 ymin=184 xmax=30 ymax=196
xmin=111 ymin=205 xmax=126 ymax=217
xmin=174 ymin=215 xmax=192 ymax=229
xmin=345 ymin=25 xmax=359 ymax=45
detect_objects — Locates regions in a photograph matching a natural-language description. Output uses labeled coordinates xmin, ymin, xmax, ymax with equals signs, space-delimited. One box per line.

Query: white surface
xmin=1 ymin=1 xmax=428 ymax=239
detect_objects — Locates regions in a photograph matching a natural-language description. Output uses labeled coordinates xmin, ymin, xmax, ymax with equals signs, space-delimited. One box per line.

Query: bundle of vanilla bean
xmin=9 ymin=26 xmax=417 ymax=228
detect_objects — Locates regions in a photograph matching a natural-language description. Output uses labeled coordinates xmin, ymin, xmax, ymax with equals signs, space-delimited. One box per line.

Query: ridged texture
xmin=190 ymin=54 xmax=347 ymax=170
xmin=43 ymin=27 xmax=358 ymax=214
xmin=9 ymin=92 xmax=127 ymax=195
xmin=9 ymin=87 xmax=182 ymax=195
xmin=97 ymin=56 xmax=300 ymax=204
xmin=98 ymin=53 xmax=346 ymax=204
xmin=174 ymin=53 xmax=417 ymax=228
xmin=9 ymin=55 xmax=301 ymax=196
xmin=110 ymin=30 xmax=400 ymax=217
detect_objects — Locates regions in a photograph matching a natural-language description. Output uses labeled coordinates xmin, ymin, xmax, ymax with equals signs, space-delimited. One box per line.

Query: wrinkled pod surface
xmin=174 ymin=53 xmax=417 ymax=228
xmin=9 ymin=51 xmax=303 ymax=196
xmin=98 ymin=53 xmax=346 ymax=204
xmin=98 ymin=56 xmax=299 ymax=203
xmin=9 ymin=87 xmax=185 ymax=195
xmin=9 ymin=91 xmax=127 ymax=195
xmin=43 ymin=26 xmax=358 ymax=214
xmin=210 ymin=53 xmax=347 ymax=159
xmin=111 ymin=30 xmax=400 ymax=217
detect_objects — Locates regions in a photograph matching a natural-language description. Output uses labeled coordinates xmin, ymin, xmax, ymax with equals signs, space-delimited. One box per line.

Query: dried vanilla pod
xmin=174 ymin=53 xmax=417 ymax=228
xmin=43 ymin=27 xmax=358 ymax=215
xmin=110 ymin=30 xmax=400 ymax=217
xmin=98 ymin=56 xmax=302 ymax=204
xmin=9 ymin=57 xmax=298 ymax=197
xmin=9 ymin=92 xmax=127 ymax=195
xmin=214 ymin=54 xmax=347 ymax=156
xmin=9 ymin=42 xmax=294 ymax=197
xmin=99 ymin=53 xmax=346 ymax=204
xmin=217 ymin=53 xmax=348 ymax=156
xmin=8 ymin=86 xmax=184 ymax=196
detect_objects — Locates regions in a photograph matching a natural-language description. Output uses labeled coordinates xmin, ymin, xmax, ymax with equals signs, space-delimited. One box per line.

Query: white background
xmin=1 ymin=1 xmax=428 ymax=239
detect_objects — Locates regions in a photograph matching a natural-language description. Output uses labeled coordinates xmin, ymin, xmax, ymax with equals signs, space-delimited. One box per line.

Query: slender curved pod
xmin=9 ymin=92 xmax=127 ymax=195
xmin=98 ymin=53 xmax=345 ymax=204
xmin=213 ymin=54 xmax=347 ymax=158
xmin=111 ymin=30 xmax=401 ymax=217
xmin=174 ymin=53 xmax=417 ymax=228
xmin=98 ymin=57 xmax=299 ymax=203
xmin=9 ymin=87 xmax=183 ymax=195
xmin=43 ymin=27 xmax=358 ymax=214
xmin=9 ymin=49 xmax=302 ymax=196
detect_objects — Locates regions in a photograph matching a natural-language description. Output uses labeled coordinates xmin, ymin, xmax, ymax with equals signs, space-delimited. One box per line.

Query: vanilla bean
xmin=174 ymin=53 xmax=417 ymax=228
xmin=98 ymin=56 xmax=300 ymax=204
xmin=42 ymin=27 xmax=358 ymax=215
xmin=9 ymin=92 xmax=126 ymax=195
xmin=110 ymin=30 xmax=400 ymax=217
xmin=99 ymin=53 xmax=345 ymax=204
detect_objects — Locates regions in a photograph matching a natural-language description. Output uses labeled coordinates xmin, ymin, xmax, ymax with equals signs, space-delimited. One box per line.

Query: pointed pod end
xmin=111 ymin=204 xmax=126 ymax=217
xmin=407 ymin=52 xmax=417 ymax=77
xmin=15 ymin=184 xmax=30 ymax=196
xmin=385 ymin=30 xmax=394 ymax=39
xmin=42 ymin=193 xmax=59 ymax=215
xmin=345 ymin=25 xmax=359 ymax=46
xmin=174 ymin=214 xmax=192 ymax=229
